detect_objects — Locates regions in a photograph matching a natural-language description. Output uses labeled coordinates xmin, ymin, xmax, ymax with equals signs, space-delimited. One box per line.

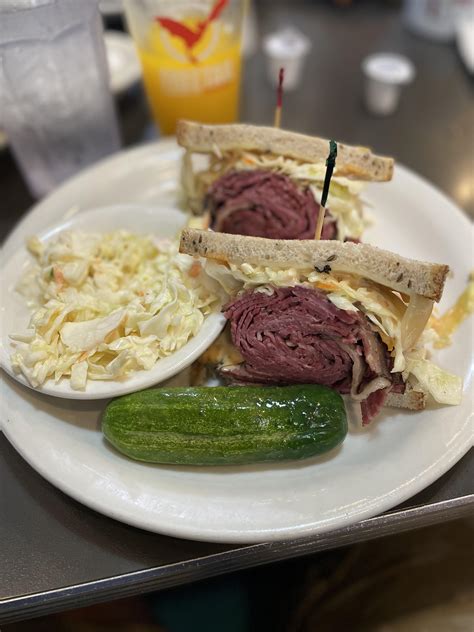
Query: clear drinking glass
xmin=0 ymin=0 xmax=121 ymax=198
xmin=124 ymin=0 xmax=244 ymax=135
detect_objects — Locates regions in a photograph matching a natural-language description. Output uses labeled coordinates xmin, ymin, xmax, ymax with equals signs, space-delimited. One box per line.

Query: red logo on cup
xmin=156 ymin=0 xmax=228 ymax=64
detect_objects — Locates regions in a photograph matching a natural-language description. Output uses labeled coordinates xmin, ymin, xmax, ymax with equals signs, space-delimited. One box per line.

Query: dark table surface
xmin=1 ymin=0 xmax=473 ymax=625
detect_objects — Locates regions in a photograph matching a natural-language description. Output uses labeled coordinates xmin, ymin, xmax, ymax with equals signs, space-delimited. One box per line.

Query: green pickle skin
xmin=102 ymin=385 xmax=348 ymax=466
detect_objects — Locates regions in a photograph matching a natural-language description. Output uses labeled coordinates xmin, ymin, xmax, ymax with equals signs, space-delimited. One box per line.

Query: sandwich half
xmin=178 ymin=120 xmax=394 ymax=242
xmin=180 ymin=229 xmax=462 ymax=424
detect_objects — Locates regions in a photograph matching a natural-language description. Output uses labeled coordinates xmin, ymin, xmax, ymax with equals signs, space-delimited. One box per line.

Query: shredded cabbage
xmin=10 ymin=230 xmax=222 ymax=390
xmin=404 ymin=358 xmax=462 ymax=405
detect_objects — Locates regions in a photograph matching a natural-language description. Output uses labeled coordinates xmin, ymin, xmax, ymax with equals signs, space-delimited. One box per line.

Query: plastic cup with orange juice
xmin=124 ymin=0 xmax=244 ymax=135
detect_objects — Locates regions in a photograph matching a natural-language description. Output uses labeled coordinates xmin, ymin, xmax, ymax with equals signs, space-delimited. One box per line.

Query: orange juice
xmin=136 ymin=17 xmax=241 ymax=134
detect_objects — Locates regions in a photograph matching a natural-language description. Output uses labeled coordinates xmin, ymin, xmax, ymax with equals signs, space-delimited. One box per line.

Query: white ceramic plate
xmin=0 ymin=203 xmax=226 ymax=400
xmin=104 ymin=31 xmax=141 ymax=95
xmin=1 ymin=140 xmax=473 ymax=542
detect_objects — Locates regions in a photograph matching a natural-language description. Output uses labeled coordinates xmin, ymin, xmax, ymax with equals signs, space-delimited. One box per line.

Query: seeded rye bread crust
xmin=180 ymin=229 xmax=449 ymax=302
xmin=177 ymin=120 xmax=394 ymax=181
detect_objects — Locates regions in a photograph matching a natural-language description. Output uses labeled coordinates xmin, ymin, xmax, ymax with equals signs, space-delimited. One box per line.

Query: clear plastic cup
xmin=0 ymin=0 xmax=121 ymax=198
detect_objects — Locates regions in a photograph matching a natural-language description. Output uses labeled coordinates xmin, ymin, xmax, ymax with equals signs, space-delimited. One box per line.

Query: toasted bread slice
xmin=385 ymin=385 xmax=426 ymax=411
xmin=177 ymin=120 xmax=394 ymax=182
xmin=180 ymin=229 xmax=449 ymax=302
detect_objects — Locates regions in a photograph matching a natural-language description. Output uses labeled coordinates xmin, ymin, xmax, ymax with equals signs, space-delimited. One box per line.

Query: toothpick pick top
xmin=273 ymin=67 xmax=285 ymax=128
xmin=314 ymin=140 xmax=338 ymax=240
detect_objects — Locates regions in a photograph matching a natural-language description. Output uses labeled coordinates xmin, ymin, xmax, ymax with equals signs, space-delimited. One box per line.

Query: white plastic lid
xmin=263 ymin=27 xmax=311 ymax=60
xmin=362 ymin=53 xmax=415 ymax=85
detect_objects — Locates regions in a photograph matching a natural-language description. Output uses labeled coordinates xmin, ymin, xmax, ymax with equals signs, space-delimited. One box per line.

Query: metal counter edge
xmin=1 ymin=494 xmax=472 ymax=625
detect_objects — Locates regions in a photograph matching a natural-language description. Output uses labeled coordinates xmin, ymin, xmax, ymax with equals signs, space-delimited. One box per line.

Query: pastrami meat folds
xmin=223 ymin=286 xmax=398 ymax=424
xmin=206 ymin=170 xmax=337 ymax=240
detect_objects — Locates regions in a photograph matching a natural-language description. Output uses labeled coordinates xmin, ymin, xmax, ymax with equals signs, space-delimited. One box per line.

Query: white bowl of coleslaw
xmin=1 ymin=204 xmax=226 ymax=399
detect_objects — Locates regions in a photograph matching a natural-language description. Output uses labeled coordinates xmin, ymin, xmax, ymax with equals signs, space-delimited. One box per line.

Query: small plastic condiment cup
xmin=263 ymin=27 xmax=311 ymax=91
xmin=362 ymin=53 xmax=415 ymax=116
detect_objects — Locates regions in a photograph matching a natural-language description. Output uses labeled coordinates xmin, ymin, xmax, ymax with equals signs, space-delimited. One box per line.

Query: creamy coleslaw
xmin=10 ymin=230 xmax=222 ymax=390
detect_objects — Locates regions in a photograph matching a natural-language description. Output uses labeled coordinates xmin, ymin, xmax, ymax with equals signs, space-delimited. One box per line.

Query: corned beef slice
xmin=206 ymin=170 xmax=337 ymax=240
xmin=223 ymin=286 xmax=395 ymax=424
